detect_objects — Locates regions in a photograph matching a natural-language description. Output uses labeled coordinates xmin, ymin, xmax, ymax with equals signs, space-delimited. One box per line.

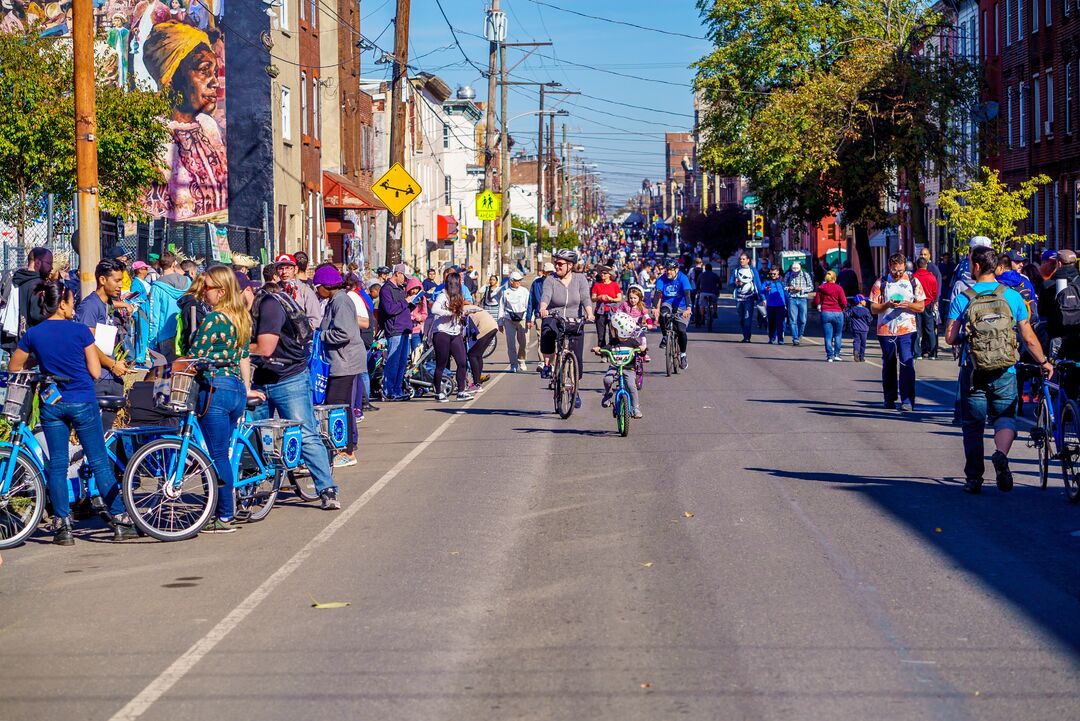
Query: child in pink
xmin=618 ymin=285 xmax=652 ymax=362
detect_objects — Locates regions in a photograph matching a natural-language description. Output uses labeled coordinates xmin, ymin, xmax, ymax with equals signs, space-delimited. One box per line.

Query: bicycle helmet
xmin=627 ymin=283 xmax=645 ymax=297
xmin=664 ymin=258 xmax=680 ymax=270
xmin=609 ymin=312 xmax=641 ymax=340
xmin=553 ymin=248 xmax=579 ymax=264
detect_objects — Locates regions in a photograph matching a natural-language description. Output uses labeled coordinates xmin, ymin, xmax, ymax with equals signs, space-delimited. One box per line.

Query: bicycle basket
xmin=314 ymin=404 xmax=349 ymax=449
xmin=1 ymin=372 xmax=36 ymax=423
xmin=251 ymin=419 xmax=303 ymax=469
xmin=165 ymin=359 xmax=199 ymax=412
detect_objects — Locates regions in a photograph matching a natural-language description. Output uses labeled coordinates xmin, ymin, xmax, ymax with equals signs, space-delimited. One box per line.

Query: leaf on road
xmin=639 ymin=682 xmax=651 ymax=689
xmin=309 ymin=595 xmax=351 ymax=609
xmin=449 ymin=550 xmax=461 ymax=555
xmin=683 ymin=511 xmax=694 ymax=518
xmin=641 ymin=561 xmax=654 ymax=568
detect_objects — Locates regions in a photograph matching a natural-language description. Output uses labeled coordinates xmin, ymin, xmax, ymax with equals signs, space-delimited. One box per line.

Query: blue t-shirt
xmin=947 ymin=282 xmax=1029 ymax=375
xmin=16 ymin=320 xmax=98 ymax=403
xmin=655 ymin=271 xmax=693 ymax=311
xmin=75 ymin=292 xmax=116 ymax=381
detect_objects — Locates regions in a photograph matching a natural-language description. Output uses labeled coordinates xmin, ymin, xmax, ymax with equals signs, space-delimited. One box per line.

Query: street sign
xmin=743 ymin=195 xmax=759 ymax=208
xmin=475 ymin=190 xmax=502 ymax=221
xmin=372 ymin=163 xmax=422 ymax=216
xmin=745 ymin=239 xmax=768 ymax=248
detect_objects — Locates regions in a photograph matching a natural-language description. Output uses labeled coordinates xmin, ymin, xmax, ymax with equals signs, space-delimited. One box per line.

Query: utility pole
xmin=481 ymin=0 xmax=500 ymax=277
xmin=536 ymin=83 xmax=545 ymax=270
xmin=499 ymin=43 xmax=510 ymax=272
xmin=73 ymin=0 xmax=100 ymax=297
xmin=561 ymin=125 xmax=569 ymax=231
xmin=385 ymin=0 xmax=411 ymax=266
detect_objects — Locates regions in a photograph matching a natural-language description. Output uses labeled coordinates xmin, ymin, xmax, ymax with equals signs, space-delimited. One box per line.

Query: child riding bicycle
xmin=592 ymin=311 xmax=644 ymax=419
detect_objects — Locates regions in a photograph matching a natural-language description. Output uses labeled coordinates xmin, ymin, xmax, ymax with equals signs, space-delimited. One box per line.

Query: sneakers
xmin=53 ymin=517 xmax=74 ymax=546
xmin=110 ymin=513 xmax=139 ymax=542
xmin=898 ymin=403 xmax=912 ymax=412
xmin=777 ymin=340 xmax=784 ymax=345
xmin=540 ymin=364 xmax=553 ymax=379
xmin=202 ymin=518 xmax=239 ymax=534
xmin=792 ymin=340 xmax=800 ymax=346
xmin=632 ymin=408 xmax=643 ymax=419
xmin=768 ymin=339 xmax=776 ymax=345
xmin=659 ymin=337 xmax=667 ymax=348
xmin=574 ymin=393 xmax=582 ymax=409
xmin=334 ymin=453 xmax=357 ymax=468
xmin=467 ymin=383 xmax=485 ymax=393
xmin=963 ymin=478 xmax=983 ymax=494
xmin=679 ymin=353 xmax=688 ymax=370
xmin=601 ymin=392 xmax=613 ymax=408
xmin=456 ymin=391 xmax=475 ymax=401
xmin=479 ymin=374 xmax=491 ymax=383
xmin=991 ymin=450 xmax=1014 ymax=492
xmin=827 ymin=357 xmax=835 ymax=362
xmin=320 ymin=488 xmax=341 ymax=510
xmin=435 ymin=392 xmax=449 ymax=403
xmin=536 ymin=364 xmax=544 ymax=374
xmin=643 ymin=353 xmax=651 ymax=363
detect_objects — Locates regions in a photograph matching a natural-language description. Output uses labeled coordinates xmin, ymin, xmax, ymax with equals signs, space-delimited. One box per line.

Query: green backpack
xmin=962 ymin=285 xmax=1018 ymax=371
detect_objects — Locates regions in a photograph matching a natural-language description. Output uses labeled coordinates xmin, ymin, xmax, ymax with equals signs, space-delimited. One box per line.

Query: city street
xmin=2 ymin=304 xmax=1079 ymax=721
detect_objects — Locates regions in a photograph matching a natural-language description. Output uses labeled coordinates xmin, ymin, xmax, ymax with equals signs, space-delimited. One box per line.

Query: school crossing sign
xmin=475 ymin=189 xmax=502 ymax=221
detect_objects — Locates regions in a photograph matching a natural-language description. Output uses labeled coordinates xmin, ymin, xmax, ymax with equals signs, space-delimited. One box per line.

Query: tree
xmin=694 ymin=0 xmax=981 ymax=289
xmin=0 ymin=30 xmax=171 ymax=245
xmin=936 ymin=167 xmax=1050 ymax=251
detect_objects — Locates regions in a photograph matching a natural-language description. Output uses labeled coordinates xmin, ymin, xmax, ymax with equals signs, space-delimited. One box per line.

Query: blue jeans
xmin=960 ymin=367 xmax=1018 ymax=480
xmin=40 ymin=401 xmax=122 ymax=519
xmin=821 ymin=311 xmax=844 ymax=358
xmin=879 ymin=334 xmax=917 ymax=406
xmin=736 ymin=298 xmax=756 ymax=340
xmin=253 ymin=371 xmax=336 ymax=495
xmin=198 ymin=376 xmax=246 ymax=522
xmin=384 ymin=332 xmax=411 ymax=398
xmin=786 ymin=297 xmax=808 ymax=342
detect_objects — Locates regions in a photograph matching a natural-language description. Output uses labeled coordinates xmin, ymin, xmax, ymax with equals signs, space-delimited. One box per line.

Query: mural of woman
xmin=141 ymin=20 xmax=227 ymax=222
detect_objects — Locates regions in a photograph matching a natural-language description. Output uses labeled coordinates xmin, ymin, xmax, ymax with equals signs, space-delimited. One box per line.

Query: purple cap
xmin=311 ymin=265 xmax=344 ymax=287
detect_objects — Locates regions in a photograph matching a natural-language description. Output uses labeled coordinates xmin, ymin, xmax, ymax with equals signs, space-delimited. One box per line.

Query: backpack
xmin=174 ymin=300 xmax=209 ymax=357
xmin=962 ymin=285 xmax=1018 ymax=371
xmin=1055 ymin=277 xmax=1080 ymax=329
xmin=252 ymin=289 xmax=313 ymax=346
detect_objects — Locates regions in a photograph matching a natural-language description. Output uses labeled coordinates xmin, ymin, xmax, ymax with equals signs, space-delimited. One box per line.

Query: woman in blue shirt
xmin=8 ymin=281 xmax=133 ymax=546
xmin=761 ymin=266 xmax=789 ymax=344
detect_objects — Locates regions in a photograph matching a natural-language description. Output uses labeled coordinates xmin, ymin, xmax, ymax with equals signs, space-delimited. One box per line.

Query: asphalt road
xmin=2 ymin=302 xmax=1079 ymax=721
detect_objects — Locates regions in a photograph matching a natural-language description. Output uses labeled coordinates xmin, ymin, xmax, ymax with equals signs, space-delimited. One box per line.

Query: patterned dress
xmin=188 ymin=311 xmax=248 ymax=380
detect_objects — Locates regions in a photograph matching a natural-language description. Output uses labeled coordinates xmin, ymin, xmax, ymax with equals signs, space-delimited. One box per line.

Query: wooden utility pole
xmin=535 ymin=84 xmax=545 ymax=270
xmin=561 ymin=125 xmax=569 ymax=230
xmin=73 ymin=0 xmax=100 ymax=297
xmin=499 ymin=43 xmax=510 ymax=272
xmin=385 ymin=0 xmax=411 ymax=266
xmin=481 ymin=0 xmax=499 ymax=277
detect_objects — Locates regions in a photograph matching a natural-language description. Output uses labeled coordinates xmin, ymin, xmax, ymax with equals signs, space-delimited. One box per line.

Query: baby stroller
xmin=368 ymin=333 xmax=392 ymax=400
xmin=404 ymin=337 xmax=455 ymax=399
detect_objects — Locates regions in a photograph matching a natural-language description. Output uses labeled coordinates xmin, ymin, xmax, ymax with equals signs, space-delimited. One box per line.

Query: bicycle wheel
xmin=286 ymin=439 xmax=332 ymax=502
xmin=616 ymin=394 xmax=630 ymax=437
xmin=122 ymin=438 xmax=218 ymax=541
xmin=233 ymin=440 xmax=280 ymax=522
xmin=556 ymin=354 xmax=577 ymax=419
xmin=484 ymin=332 xmax=498 ymax=359
xmin=1059 ymin=400 xmax=1080 ymax=504
xmin=0 ymin=448 xmax=45 ymax=549
xmin=1034 ymin=397 xmax=1054 ymax=490
xmin=665 ymin=335 xmax=675 ymax=377
xmin=707 ymin=304 xmax=715 ymax=332
xmin=672 ymin=337 xmax=681 ymax=375
xmin=635 ymin=356 xmax=645 ymax=391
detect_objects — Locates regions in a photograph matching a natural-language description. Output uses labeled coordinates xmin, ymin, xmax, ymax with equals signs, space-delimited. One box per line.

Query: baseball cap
xmin=312 ymin=265 xmax=344 ymax=287
xmin=392 ymin=263 xmax=410 ymax=275
xmin=131 ymin=260 xmax=150 ymax=271
xmin=968 ymin=236 xmax=992 ymax=249
xmin=1041 ymin=249 xmax=1059 ymax=262
xmin=1004 ymin=249 xmax=1026 ymax=263
xmin=854 ymin=294 xmax=867 ymax=304
xmin=509 ymin=270 xmax=524 ymax=281
xmin=105 ymin=246 xmax=129 ymax=260
xmin=543 ymin=262 xmax=555 ymax=273
xmin=275 ymin=253 xmax=297 ymax=266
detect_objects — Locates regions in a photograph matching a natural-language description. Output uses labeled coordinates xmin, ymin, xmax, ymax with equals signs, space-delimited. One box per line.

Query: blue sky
xmin=359 ymin=0 xmax=712 ymax=204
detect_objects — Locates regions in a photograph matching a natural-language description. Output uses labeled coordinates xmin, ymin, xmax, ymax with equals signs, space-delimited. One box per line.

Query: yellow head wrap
xmin=142 ymin=20 xmax=212 ymax=90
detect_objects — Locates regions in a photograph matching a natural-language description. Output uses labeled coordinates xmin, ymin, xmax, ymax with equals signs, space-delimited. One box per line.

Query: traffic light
xmin=753 ymin=216 xmax=764 ymax=238
xmin=747 ymin=220 xmax=753 ymax=237
xmin=827 ymin=223 xmax=836 ymax=241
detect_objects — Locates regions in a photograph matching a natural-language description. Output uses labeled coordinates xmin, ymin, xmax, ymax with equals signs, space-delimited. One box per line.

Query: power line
xmin=432 ymin=0 xmax=489 ymax=77
xmin=523 ymin=0 xmax=708 ymax=41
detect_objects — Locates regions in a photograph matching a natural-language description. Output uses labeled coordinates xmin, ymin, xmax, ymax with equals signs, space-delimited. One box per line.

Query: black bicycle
xmin=551 ymin=316 xmax=584 ymax=419
xmin=660 ymin=308 xmax=681 ymax=377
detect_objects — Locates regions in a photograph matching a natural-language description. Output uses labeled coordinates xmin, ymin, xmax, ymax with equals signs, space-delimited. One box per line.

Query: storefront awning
xmin=438 ymin=214 xmax=459 ymax=241
xmin=323 ymin=171 xmax=386 ymax=210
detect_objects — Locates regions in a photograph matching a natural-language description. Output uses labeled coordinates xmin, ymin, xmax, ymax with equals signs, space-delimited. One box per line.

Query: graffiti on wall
xmin=0 ymin=0 xmax=228 ymax=223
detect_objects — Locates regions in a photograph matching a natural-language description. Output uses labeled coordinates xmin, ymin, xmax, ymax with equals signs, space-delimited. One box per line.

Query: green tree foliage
xmin=0 ymin=30 xmax=170 ymax=243
xmin=694 ymin=0 xmax=981 ymax=288
xmin=936 ymin=167 xmax=1050 ymax=251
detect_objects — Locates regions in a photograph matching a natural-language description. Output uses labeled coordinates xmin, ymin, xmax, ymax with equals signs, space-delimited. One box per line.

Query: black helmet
xmin=664 ymin=258 xmax=679 ymax=270
xmin=376 ymin=265 xmax=391 ymax=275
xmin=553 ymin=249 xmax=579 ymax=264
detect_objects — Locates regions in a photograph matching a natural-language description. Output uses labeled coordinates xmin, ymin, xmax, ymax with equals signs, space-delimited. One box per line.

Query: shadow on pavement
xmin=747 ymin=465 xmax=1080 ymax=656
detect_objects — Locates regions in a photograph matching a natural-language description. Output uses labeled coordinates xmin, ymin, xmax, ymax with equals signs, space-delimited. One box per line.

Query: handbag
xmin=505 ymin=310 xmax=524 ymax=323
xmin=308 ymin=329 xmax=330 ymax=405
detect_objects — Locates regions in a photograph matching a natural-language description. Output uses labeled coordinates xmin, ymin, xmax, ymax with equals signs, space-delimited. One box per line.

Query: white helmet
xmin=609 ymin=311 xmax=641 ymax=339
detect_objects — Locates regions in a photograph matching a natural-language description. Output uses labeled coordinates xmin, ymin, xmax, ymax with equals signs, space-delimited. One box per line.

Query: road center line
xmin=107 ymin=373 xmax=505 ymax=721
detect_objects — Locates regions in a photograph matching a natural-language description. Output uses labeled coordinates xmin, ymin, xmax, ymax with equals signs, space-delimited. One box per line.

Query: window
xmin=1047 ymin=70 xmax=1054 ymax=134
xmin=281 ymin=86 xmax=291 ymax=140
xmin=279 ymin=1 xmax=289 ymax=31
xmin=299 ymin=0 xmax=304 ymax=22
xmin=1007 ymin=86 xmax=1014 ymax=148
xmin=310 ymin=0 xmax=317 ymax=28
xmin=994 ymin=3 xmax=1000 ymax=53
xmin=443 ymin=122 xmax=450 ymax=149
xmin=1067 ymin=63 xmax=1074 ymax=133
xmin=1067 ymin=0 xmax=1072 ymax=17
xmin=1032 ymin=0 xmax=1038 ymax=30
xmin=1034 ymin=74 xmax=1042 ymax=142
xmin=1006 ymin=0 xmax=1012 ymax=44
xmin=1046 ymin=0 xmax=1052 ymax=24
xmin=444 ymin=175 xmax=452 ymax=204
xmin=312 ymin=76 xmax=320 ymax=140
xmin=1020 ymin=81 xmax=1027 ymax=147
xmin=300 ymin=71 xmax=308 ymax=136
xmin=1018 ymin=0 xmax=1023 ymax=35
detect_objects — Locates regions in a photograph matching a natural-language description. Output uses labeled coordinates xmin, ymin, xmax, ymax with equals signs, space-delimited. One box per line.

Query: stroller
xmin=404 ymin=337 xmax=455 ymax=399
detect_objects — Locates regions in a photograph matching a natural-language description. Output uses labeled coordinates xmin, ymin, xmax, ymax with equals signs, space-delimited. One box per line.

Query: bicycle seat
xmin=246 ymin=396 xmax=265 ymax=411
xmin=98 ymin=396 xmax=126 ymax=411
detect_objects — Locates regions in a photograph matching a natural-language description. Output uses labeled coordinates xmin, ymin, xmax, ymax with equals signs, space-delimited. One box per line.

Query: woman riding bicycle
xmin=539 ymin=249 xmax=595 ymax=409
xmin=188 ymin=265 xmax=260 ymax=534
xmin=8 ymin=280 xmax=133 ymax=546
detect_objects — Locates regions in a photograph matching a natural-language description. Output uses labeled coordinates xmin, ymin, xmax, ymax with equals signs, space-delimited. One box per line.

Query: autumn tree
xmin=694 ymin=0 xmax=981 ymax=289
xmin=936 ymin=167 xmax=1050 ymax=251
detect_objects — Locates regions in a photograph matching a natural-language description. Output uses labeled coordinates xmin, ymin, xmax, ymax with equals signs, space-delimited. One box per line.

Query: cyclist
xmin=539 ymin=249 xmax=595 ymax=409
xmin=653 ymin=259 xmax=693 ymax=370
xmin=8 ymin=280 xmax=135 ymax=545
xmin=593 ymin=311 xmax=644 ymax=419
xmin=618 ymin=284 xmax=652 ymax=362
xmin=695 ymin=263 xmax=722 ymax=328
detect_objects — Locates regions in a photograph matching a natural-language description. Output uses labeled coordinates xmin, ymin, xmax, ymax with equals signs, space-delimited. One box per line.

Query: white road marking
xmin=107 ymin=373 xmax=505 ymax=721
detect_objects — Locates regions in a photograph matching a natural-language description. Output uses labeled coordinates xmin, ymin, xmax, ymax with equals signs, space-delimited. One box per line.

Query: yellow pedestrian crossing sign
xmin=373 ymin=163 xmax=422 ymax=216
xmin=476 ymin=190 xmax=502 ymax=221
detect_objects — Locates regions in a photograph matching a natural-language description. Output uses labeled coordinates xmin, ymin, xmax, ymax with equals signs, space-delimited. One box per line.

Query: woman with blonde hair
xmin=814 ymin=268 xmax=849 ymax=362
xmin=187 ymin=264 xmax=261 ymax=533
